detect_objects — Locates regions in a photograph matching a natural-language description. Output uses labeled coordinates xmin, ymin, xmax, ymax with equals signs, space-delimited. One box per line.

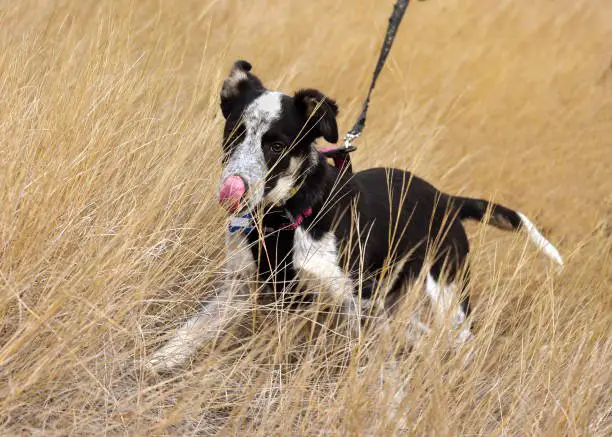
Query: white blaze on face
xmin=220 ymin=91 xmax=283 ymax=209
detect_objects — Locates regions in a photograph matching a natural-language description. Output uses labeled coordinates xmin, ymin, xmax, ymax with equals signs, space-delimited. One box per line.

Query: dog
xmin=146 ymin=60 xmax=563 ymax=373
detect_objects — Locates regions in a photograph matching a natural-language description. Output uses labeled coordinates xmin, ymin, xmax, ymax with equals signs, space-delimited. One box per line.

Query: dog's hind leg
xmin=424 ymin=273 xmax=473 ymax=345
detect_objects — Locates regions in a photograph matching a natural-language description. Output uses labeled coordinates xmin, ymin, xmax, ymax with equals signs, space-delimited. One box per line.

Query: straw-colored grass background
xmin=1 ymin=0 xmax=611 ymax=435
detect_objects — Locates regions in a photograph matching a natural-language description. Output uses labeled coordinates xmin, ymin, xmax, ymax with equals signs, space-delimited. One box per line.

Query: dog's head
xmin=218 ymin=60 xmax=339 ymax=213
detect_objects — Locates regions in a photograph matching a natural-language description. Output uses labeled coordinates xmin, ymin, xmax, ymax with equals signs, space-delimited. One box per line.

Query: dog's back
xmin=311 ymin=167 xmax=470 ymax=301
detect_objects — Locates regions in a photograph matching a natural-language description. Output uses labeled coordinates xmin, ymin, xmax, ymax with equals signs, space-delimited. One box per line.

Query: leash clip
xmin=342 ymin=131 xmax=360 ymax=150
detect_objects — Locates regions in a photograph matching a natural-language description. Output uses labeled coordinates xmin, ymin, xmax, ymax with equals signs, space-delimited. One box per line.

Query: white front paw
xmin=144 ymin=342 xmax=196 ymax=374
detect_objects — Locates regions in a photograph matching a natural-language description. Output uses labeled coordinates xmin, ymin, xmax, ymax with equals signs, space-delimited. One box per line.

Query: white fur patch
xmin=246 ymin=91 xmax=283 ymax=121
xmin=292 ymin=228 xmax=359 ymax=321
xmin=265 ymin=156 xmax=303 ymax=206
xmin=425 ymin=274 xmax=472 ymax=344
xmin=146 ymin=231 xmax=256 ymax=373
xmin=517 ymin=212 xmax=564 ymax=268
xmin=221 ymin=69 xmax=248 ymax=98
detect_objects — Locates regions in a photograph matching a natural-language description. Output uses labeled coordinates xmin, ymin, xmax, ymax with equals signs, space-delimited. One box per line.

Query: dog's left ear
xmin=294 ymin=89 xmax=339 ymax=143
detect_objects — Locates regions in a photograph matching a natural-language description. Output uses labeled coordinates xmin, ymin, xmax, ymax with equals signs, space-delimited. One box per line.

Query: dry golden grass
xmin=1 ymin=0 xmax=611 ymax=435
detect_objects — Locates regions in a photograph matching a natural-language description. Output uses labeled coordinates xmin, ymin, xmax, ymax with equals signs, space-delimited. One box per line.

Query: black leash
xmin=323 ymin=0 xmax=411 ymax=173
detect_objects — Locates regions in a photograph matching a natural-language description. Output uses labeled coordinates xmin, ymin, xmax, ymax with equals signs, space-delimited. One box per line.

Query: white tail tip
xmin=517 ymin=212 xmax=564 ymax=269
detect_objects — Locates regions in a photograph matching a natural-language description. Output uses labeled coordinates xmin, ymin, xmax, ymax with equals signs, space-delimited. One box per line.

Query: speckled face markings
xmin=220 ymin=91 xmax=283 ymax=210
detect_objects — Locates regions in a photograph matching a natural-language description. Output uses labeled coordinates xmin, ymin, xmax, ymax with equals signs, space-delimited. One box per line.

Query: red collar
xmin=264 ymin=207 xmax=313 ymax=233
xmin=285 ymin=207 xmax=313 ymax=230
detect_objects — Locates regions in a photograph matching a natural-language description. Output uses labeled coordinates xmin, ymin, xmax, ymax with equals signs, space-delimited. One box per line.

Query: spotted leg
xmin=145 ymin=283 xmax=252 ymax=373
xmin=146 ymin=230 xmax=257 ymax=374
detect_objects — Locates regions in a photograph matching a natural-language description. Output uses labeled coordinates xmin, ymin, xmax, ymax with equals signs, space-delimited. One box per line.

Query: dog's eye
xmin=269 ymin=143 xmax=285 ymax=154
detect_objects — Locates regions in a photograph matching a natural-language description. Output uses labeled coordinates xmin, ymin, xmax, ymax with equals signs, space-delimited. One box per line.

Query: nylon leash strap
xmin=340 ymin=0 xmax=411 ymax=164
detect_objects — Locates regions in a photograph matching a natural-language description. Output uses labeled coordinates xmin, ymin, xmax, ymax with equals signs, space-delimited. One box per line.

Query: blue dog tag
xmin=228 ymin=213 xmax=254 ymax=234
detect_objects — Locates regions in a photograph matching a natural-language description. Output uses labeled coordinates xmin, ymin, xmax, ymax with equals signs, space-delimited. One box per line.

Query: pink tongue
xmin=219 ymin=175 xmax=246 ymax=213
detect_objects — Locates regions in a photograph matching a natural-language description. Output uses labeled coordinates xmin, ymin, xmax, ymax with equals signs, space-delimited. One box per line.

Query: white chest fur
xmin=292 ymin=227 xmax=354 ymax=304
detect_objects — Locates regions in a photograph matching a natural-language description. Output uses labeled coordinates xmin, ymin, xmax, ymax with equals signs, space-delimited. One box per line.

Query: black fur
xmin=293 ymin=88 xmax=339 ymax=143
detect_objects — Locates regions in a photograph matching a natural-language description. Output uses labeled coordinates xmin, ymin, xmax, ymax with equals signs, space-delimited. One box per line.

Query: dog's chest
xmin=292 ymin=228 xmax=338 ymax=275
xmin=245 ymin=227 xmax=297 ymax=287
xmin=226 ymin=222 xmax=354 ymax=302
xmin=292 ymin=228 xmax=354 ymax=299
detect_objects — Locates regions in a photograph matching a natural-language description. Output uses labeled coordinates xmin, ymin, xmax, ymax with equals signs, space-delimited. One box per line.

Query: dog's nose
xmin=219 ymin=175 xmax=246 ymax=213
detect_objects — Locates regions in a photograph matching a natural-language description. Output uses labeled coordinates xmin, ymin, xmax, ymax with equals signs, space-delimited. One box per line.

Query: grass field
xmin=1 ymin=0 xmax=611 ymax=435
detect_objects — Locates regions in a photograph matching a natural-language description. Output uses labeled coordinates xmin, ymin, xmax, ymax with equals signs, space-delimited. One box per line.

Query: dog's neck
xmin=282 ymin=152 xmax=340 ymax=226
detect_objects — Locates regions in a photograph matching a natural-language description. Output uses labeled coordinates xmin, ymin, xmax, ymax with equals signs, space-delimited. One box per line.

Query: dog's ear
xmin=294 ymin=89 xmax=339 ymax=143
xmin=220 ymin=60 xmax=265 ymax=119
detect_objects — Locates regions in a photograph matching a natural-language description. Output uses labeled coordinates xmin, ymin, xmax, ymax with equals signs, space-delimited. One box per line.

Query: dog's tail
xmin=452 ymin=196 xmax=564 ymax=267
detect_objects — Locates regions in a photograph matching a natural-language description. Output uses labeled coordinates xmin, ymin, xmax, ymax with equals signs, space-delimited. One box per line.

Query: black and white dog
xmin=146 ymin=61 xmax=563 ymax=373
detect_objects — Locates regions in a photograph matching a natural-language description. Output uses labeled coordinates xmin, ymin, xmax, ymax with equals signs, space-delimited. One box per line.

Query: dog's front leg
xmin=292 ymin=228 xmax=366 ymax=337
xmin=339 ymin=289 xmax=363 ymax=339
xmin=146 ymin=230 xmax=257 ymax=374
xmin=145 ymin=282 xmax=251 ymax=374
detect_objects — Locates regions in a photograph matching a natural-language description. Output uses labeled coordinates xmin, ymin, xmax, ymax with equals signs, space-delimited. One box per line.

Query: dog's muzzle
xmin=219 ymin=175 xmax=247 ymax=213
